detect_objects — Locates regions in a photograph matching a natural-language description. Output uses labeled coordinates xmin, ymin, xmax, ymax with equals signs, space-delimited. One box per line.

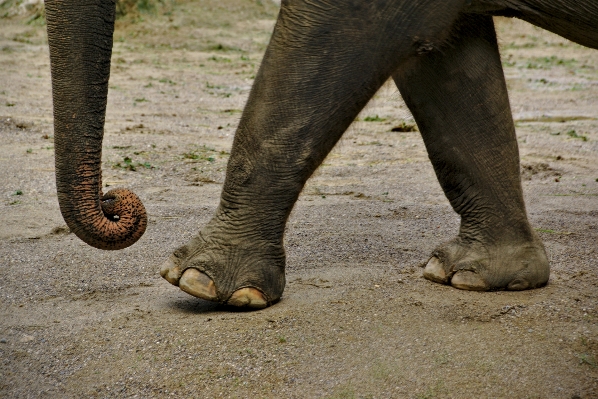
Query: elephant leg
xmin=393 ymin=14 xmax=549 ymax=291
xmin=160 ymin=0 xmax=466 ymax=307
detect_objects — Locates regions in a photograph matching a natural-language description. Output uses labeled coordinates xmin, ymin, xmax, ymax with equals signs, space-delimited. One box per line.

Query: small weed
xmin=566 ymin=130 xmax=588 ymax=141
xmin=112 ymin=156 xmax=153 ymax=171
xmin=144 ymin=82 xmax=153 ymax=88
xmin=182 ymin=145 xmax=217 ymax=162
xmin=115 ymin=156 xmax=136 ymax=171
xmin=523 ymin=56 xmax=576 ymax=70
xmin=578 ymin=354 xmax=597 ymax=368
xmin=134 ymin=97 xmax=148 ymax=103
xmin=535 ymin=78 xmax=555 ymax=85
xmin=208 ymin=55 xmax=231 ymax=63
xmin=9 ymin=200 xmax=21 ymax=205
xmin=6 ymin=102 xmax=15 ymax=107
xmin=158 ymin=78 xmax=176 ymax=85
xmin=535 ymin=228 xmax=556 ymax=233
xmin=206 ymin=82 xmax=225 ymax=89
xmin=26 ymin=148 xmax=33 ymax=154
xmin=206 ymin=43 xmax=242 ymax=52
xmin=434 ymin=351 xmax=451 ymax=365
xmin=13 ymin=190 xmax=23 ymax=196
xmin=183 ymin=152 xmax=200 ymax=160
xmin=363 ymin=115 xmax=386 ymax=122
xmin=278 ymin=336 xmax=286 ymax=344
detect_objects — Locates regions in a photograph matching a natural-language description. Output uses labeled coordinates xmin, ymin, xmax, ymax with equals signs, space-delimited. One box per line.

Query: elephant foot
xmin=159 ymin=227 xmax=285 ymax=309
xmin=423 ymin=235 xmax=549 ymax=291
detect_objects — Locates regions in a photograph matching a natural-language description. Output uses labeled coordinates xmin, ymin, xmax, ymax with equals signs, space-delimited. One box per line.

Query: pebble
xmin=20 ymin=334 xmax=34 ymax=343
xmin=0 ymin=338 xmax=7 ymax=343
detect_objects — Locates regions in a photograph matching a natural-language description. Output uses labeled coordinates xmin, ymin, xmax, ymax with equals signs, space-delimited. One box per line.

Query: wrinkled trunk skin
xmin=46 ymin=0 xmax=146 ymax=250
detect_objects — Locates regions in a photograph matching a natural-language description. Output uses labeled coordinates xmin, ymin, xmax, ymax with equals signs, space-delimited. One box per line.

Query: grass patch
xmin=182 ymin=145 xmax=217 ymax=162
xmin=113 ymin=156 xmax=154 ymax=171
xmin=524 ymin=56 xmax=577 ymax=70
xmin=208 ymin=55 xmax=231 ymax=63
xmin=363 ymin=115 xmax=386 ymax=122
xmin=205 ymin=43 xmax=243 ymax=52
xmin=566 ymin=130 xmax=588 ymax=141
xmin=158 ymin=78 xmax=176 ymax=85
xmin=578 ymin=354 xmax=597 ymax=368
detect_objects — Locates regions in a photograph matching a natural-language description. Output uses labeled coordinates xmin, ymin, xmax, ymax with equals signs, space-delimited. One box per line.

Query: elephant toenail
xmin=423 ymin=256 xmax=449 ymax=284
xmin=228 ymin=288 xmax=268 ymax=309
xmin=451 ymin=271 xmax=488 ymax=291
xmin=179 ymin=269 xmax=218 ymax=301
xmin=160 ymin=258 xmax=182 ymax=285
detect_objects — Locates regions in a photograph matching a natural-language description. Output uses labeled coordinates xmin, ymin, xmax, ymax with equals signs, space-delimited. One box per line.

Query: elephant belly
xmin=465 ymin=0 xmax=598 ymax=49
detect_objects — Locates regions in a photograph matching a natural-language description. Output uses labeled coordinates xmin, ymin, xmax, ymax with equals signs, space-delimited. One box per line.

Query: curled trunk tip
xmin=65 ymin=188 xmax=147 ymax=250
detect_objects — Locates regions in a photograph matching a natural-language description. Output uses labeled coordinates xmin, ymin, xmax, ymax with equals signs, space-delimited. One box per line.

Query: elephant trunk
xmin=46 ymin=0 xmax=146 ymax=250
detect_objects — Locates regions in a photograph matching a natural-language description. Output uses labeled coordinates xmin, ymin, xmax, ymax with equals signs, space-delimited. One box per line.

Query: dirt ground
xmin=1 ymin=2 xmax=598 ymax=398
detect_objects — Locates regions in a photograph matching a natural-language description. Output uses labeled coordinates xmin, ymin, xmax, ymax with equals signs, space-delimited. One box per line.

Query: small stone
xmin=0 ymin=338 xmax=7 ymax=343
xmin=20 ymin=334 xmax=34 ymax=343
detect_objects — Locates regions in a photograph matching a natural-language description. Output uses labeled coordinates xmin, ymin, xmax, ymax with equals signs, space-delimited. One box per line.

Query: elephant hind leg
xmin=393 ymin=14 xmax=549 ymax=291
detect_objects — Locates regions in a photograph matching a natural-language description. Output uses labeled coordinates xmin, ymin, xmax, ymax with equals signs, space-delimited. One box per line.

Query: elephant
xmin=45 ymin=0 xmax=598 ymax=309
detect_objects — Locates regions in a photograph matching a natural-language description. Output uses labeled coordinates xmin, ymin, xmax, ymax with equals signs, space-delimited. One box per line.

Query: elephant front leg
xmin=394 ymin=14 xmax=549 ymax=291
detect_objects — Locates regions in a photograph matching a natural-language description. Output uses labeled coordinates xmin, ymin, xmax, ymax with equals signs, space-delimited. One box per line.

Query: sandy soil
xmin=1 ymin=2 xmax=597 ymax=398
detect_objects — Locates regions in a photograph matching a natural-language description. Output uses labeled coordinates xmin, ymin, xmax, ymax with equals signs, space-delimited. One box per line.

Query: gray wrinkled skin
xmin=45 ymin=0 xmax=598 ymax=304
